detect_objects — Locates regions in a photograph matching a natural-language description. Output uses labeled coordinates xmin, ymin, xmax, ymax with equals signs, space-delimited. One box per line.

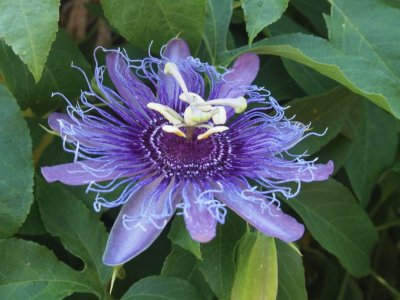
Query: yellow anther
xmin=197 ymin=126 xmax=229 ymax=140
xmin=162 ymin=125 xmax=187 ymax=138
xmin=147 ymin=102 xmax=183 ymax=125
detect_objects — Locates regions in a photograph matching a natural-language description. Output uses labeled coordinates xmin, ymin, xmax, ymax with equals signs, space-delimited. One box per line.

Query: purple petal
xmin=182 ymin=184 xmax=217 ymax=243
xmin=217 ymin=187 xmax=304 ymax=242
xmin=41 ymin=160 xmax=130 ymax=185
xmin=106 ymin=50 xmax=155 ymax=111
xmin=103 ymin=180 xmax=178 ymax=266
xmin=259 ymin=159 xmax=334 ymax=182
xmin=48 ymin=112 xmax=73 ymax=134
xmin=163 ymin=38 xmax=191 ymax=61
xmin=214 ymin=53 xmax=260 ymax=99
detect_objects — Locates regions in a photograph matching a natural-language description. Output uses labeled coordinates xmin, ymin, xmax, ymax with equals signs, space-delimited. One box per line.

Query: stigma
xmin=147 ymin=62 xmax=247 ymax=140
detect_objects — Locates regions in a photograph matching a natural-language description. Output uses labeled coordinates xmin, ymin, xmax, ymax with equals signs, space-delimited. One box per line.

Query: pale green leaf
xmin=288 ymin=179 xmax=379 ymax=277
xmin=0 ymin=85 xmax=33 ymax=237
xmin=242 ymin=0 xmax=288 ymax=44
xmin=0 ymin=0 xmax=59 ymax=81
xmin=101 ymin=0 xmax=206 ymax=52
xmin=231 ymin=232 xmax=278 ymax=300
xmin=121 ymin=276 xmax=203 ymax=300
xmin=0 ymin=238 xmax=92 ymax=299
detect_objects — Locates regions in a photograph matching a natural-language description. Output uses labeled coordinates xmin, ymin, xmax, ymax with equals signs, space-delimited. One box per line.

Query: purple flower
xmin=41 ymin=39 xmax=333 ymax=266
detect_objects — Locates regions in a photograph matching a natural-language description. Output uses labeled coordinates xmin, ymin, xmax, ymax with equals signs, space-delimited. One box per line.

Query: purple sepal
xmin=217 ymin=188 xmax=304 ymax=243
xmin=184 ymin=203 xmax=217 ymax=243
xmin=103 ymin=181 xmax=177 ymax=266
xmin=163 ymin=38 xmax=191 ymax=60
xmin=41 ymin=160 xmax=126 ymax=185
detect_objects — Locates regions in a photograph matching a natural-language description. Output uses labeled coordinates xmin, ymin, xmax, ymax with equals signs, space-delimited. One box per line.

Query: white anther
xmin=184 ymin=105 xmax=212 ymax=126
xmin=179 ymin=92 xmax=212 ymax=112
xmin=147 ymin=102 xmax=183 ymax=125
xmin=211 ymin=106 xmax=227 ymax=125
xmin=164 ymin=62 xmax=190 ymax=100
xmin=197 ymin=97 xmax=247 ymax=113
xmin=162 ymin=125 xmax=187 ymax=138
xmin=197 ymin=126 xmax=229 ymax=140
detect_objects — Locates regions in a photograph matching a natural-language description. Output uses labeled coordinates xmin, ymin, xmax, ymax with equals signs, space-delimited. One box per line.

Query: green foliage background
xmin=0 ymin=0 xmax=399 ymax=299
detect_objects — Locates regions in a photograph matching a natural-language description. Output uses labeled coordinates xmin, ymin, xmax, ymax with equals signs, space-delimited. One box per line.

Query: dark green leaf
xmin=282 ymin=58 xmax=338 ymax=95
xmin=168 ymin=217 xmax=202 ymax=259
xmin=199 ymin=213 xmax=246 ymax=300
xmin=276 ymin=240 xmax=307 ymax=300
xmin=101 ymin=0 xmax=206 ymax=52
xmin=0 ymin=238 xmax=92 ymax=298
xmin=121 ymin=276 xmax=203 ymax=300
xmin=203 ymin=0 xmax=233 ymax=63
xmin=0 ymin=0 xmax=59 ymax=81
xmin=36 ymin=179 xmax=111 ymax=292
xmin=0 ymin=85 xmax=33 ymax=237
xmin=344 ymin=101 xmax=397 ymax=205
xmin=162 ymin=245 xmax=215 ymax=300
xmin=0 ymin=30 xmax=91 ymax=115
xmin=288 ymin=179 xmax=379 ymax=277
xmin=286 ymin=87 xmax=357 ymax=154
xmin=290 ymin=0 xmax=329 ymax=36
xmin=242 ymin=0 xmax=289 ymax=44
xmin=231 ymin=231 xmax=278 ymax=300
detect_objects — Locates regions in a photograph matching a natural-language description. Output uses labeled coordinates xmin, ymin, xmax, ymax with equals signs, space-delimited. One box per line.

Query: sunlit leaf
xmin=0 ymin=0 xmax=59 ymax=81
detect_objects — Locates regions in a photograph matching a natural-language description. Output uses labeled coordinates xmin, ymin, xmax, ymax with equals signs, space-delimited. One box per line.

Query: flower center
xmin=147 ymin=62 xmax=247 ymax=140
xmin=142 ymin=121 xmax=233 ymax=179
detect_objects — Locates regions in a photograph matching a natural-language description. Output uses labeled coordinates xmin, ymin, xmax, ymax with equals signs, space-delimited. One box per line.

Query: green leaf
xmin=0 ymin=30 xmax=91 ymax=115
xmin=290 ymin=0 xmax=329 ymax=36
xmin=344 ymin=101 xmax=397 ymax=205
xmin=282 ymin=58 xmax=338 ymax=95
xmin=199 ymin=213 xmax=246 ymax=300
xmin=162 ymin=245 xmax=215 ymax=300
xmin=0 ymin=238 xmax=92 ymax=299
xmin=0 ymin=0 xmax=59 ymax=81
xmin=121 ymin=276 xmax=203 ymax=300
xmin=0 ymin=85 xmax=33 ymax=237
xmin=168 ymin=217 xmax=202 ymax=259
xmin=223 ymin=27 xmax=400 ymax=118
xmin=286 ymin=87 xmax=357 ymax=154
xmin=231 ymin=231 xmax=278 ymax=300
xmin=101 ymin=0 xmax=206 ymax=52
xmin=36 ymin=179 xmax=111 ymax=294
xmin=276 ymin=240 xmax=307 ymax=300
xmin=288 ymin=179 xmax=379 ymax=277
xmin=242 ymin=0 xmax=289 ymax=44
xmin=203 ymin=0 xmax=232 ymax=63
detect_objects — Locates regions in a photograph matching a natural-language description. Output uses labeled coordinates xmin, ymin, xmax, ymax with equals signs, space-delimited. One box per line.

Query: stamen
xmin=197 ymin=126 xmax=229 ymax=140
xmin=197 ymin=97 xmax=247 ymax=113
xmin=164 ymin=62 xmax=190 ymax=100
xmin=147 ymin=102 xmax=183 ymax=125
xmin=162 ymin=125 xmax=187 ymax=138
